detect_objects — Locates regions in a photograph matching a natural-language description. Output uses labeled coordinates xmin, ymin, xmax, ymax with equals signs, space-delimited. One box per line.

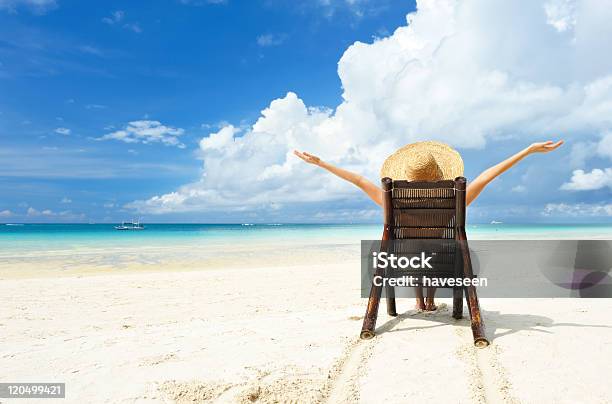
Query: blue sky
xmin=1 ymin=0 xmax=611 ymax=223
xmin=0 ymin=0 xmax=415 ymax=222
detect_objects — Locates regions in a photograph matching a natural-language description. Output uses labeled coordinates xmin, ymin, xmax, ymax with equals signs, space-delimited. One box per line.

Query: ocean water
xmin=1 ymin=223 xmax=611 ymax=254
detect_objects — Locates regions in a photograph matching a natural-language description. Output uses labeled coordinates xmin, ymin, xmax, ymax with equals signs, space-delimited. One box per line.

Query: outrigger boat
xmin=115 ymin=220 xmax=145 ymax=230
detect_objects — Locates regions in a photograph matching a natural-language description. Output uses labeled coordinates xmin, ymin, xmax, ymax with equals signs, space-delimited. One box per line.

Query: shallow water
xmin=1 ymin=223 xmax=611 ymax=254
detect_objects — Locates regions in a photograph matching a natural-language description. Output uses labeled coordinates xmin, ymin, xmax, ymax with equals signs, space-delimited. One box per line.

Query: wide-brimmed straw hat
xmin=380 ymin=141 xmax=464 ymax=181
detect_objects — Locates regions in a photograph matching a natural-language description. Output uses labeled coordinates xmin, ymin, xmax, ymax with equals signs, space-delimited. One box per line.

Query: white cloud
xmin=511 ymin=185 xmax=527 ymax=193
xmin=0 ymin=209 xmax=12 ymax=217
xmin=97 ymin=120 xmax=186 ymax=148
xmin=54 ymin=127 xmax=71 ymax=135
xmin=102 ymin=10 xmax=124 ymax=25
xmin=85 ymin=104 xmax=107 ymax=110
xmin=102 ymin=10 xmax=141 ymax=33
xmin=544 ymin=0 xmax=576 ymax=32
xmin=26 ymin=207 xmax=85 ymax=219
xmin=313 ymin=208 xmax=380 ymax=221
xmin=568 ymin=140 xmax=596 ymax=168
xmin=315 ymin=0 xmax=375 ymax=19
xmin=78 ymin=45 xmax=105 ymax=57
xmin=60 ymin=197 xmax=72 ymax=203
xmin=27 ymin=207 xmax=53 ymax=216
xmin=123 ymin=23 xmax=142 ymax=34
xmin=543 ymin=202 xmax=612 ymax=217
xmin=198 ymin=125 xmax=238 ymax=151
xmin=561 ymin=168 xmax=612 ymax=191
xmin=257 ymin=34 xmax=287 ymax=47
xmin=0 ymin=0 xmax=56 ymax=14
xmin=596 ymin=132 xmax=612 ymax=160
xmin=568 ymin=131 xmax=612 ymax=168
xmin=130 ymin=0 xmax=612 ymax=215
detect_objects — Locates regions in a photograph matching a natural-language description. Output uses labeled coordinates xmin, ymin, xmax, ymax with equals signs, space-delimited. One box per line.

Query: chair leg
xmin=361 ymin=275 xmax=383 ymax=339
xmin=385 ymin=267 xmax=397 ymax=316
xmin=457 ymin=234 xmax=489 ymax=348
xmin=452 ymin=287 xmax=463 ymax=319
xmin=465 ymin=285 xmax=489 ymax=348
xmin=385 ymin=286 xmax=397 ymax=316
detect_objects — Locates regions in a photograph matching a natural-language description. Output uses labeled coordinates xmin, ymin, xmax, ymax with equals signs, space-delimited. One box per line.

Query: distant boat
xmin=490 ymin=220 xmax=503 ymax=224
xmin=115 ymin=220 xmax=145 ymax=230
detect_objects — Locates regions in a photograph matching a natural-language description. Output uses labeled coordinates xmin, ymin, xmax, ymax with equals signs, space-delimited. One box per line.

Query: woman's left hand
xmin=527 ymin=140 xmax=564 ymax=154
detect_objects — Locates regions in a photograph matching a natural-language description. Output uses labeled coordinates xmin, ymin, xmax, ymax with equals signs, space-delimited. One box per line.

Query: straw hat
xmin=380 ymin=141 xmax=464 ymax=181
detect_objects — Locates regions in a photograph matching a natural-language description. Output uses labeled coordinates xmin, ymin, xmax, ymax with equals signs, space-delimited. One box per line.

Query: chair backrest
xmin=381 ymin=177 xmax=467 ymax=241
xmin=381 ymin=176 xmax=467 ymax=274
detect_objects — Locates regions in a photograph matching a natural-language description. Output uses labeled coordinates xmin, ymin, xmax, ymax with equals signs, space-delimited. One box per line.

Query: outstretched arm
xmin=294 ymin=150 xmax=383 ymax=206
xmin=466 ymin=140 xmax=563 ymax=206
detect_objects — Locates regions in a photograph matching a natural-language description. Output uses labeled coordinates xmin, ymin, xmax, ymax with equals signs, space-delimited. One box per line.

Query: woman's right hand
xmin=293 ymin=149 xmax=383 ymax=206
xmin=293 ymin=150 xmax=322 ymax=166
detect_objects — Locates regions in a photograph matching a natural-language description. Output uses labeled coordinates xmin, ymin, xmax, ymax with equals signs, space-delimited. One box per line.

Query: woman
xmin=294 ymin=139 xmax=563 ymax=310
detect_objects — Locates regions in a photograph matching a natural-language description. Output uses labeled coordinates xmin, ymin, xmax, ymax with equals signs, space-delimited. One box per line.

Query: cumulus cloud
xmin=0 ymin=209 xmax=12 ymax=217
xmin=97 ymin=120 xmax=186 ymax=148
xmin=0 ymin=0 xmax=57 ymax=14
xmin=54 ymin=127 xmax=71 ymax=135
xmin=130 ymin=0 xmax=612 ymax=215
xmin=561 ymin=168 xmax=612 ymax=190
xmin=543 ymin=202 xmax=612 ymax=216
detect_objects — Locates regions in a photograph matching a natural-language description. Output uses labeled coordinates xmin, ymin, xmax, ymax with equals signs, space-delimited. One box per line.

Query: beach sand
xmin=1 ymin=247 xmax=612 ymax=403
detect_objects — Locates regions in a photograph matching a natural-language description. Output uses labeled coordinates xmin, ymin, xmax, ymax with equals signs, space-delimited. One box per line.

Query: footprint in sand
xmin=140 ymin=353 xmax=178 ymax=367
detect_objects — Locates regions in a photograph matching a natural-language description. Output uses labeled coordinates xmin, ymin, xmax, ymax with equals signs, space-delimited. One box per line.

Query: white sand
xmin=2 ymin=256 xmax=612 ymax=403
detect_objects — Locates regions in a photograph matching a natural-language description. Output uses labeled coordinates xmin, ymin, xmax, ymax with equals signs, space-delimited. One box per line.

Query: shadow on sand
xmin=374 ymin=303 xmax=612 ymax=343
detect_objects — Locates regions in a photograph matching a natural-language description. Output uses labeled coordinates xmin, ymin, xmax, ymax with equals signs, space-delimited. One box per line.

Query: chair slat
xmin=389 ymin=180 xmax=457 ymax=240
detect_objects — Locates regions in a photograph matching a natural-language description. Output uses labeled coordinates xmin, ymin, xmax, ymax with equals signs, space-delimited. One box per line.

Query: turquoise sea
xmin=1 ymin=223 xmax=611 ymax=253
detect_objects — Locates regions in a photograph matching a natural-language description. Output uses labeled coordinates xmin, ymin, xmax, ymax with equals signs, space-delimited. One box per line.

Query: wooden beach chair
xmin=360 ymin=176 xmax=489 ymax=348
